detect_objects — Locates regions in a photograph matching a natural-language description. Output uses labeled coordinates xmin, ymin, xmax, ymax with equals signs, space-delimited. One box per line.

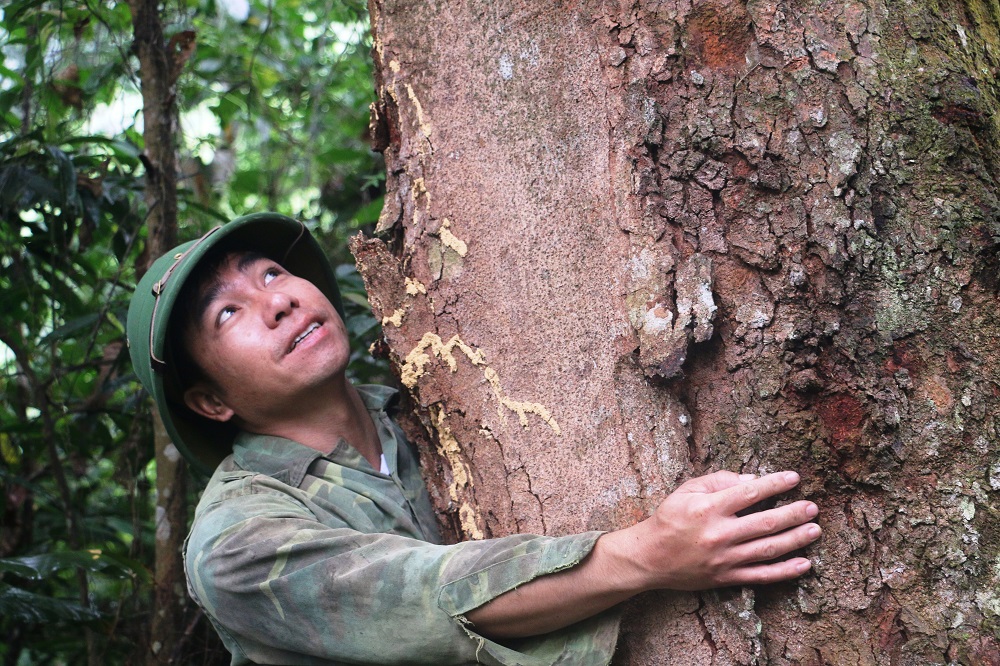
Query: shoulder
xmin=186 ymin=459 xmax=318 ymax=560
xmin=196 ymin=456 xmax=316 ymax=516
xmin=197 ymin=454 xmax=308 ymax=505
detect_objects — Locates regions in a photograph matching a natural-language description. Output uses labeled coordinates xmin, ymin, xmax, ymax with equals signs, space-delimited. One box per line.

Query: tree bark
xmin=129 ymin=2 xmax=188 ymax=664
xmin=358 ymin=0 xmax=1000 ymax=663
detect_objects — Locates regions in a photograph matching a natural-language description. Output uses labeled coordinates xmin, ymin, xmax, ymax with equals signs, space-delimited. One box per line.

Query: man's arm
xmin=186 ymin=473 xmax=621 ymax=665
xmin=465 ymin=470 xmax=820 ymax=639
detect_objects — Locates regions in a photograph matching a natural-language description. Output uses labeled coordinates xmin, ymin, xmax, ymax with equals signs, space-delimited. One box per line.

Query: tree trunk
xmin=357 ymin=0 xmax=1000 ymax=663
xmin=130 ymin=2 xmax=188 ymax=663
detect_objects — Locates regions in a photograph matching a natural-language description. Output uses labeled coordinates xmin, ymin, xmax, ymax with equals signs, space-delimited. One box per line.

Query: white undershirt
xmin=379 ymin=453 xmax=389 ymax=475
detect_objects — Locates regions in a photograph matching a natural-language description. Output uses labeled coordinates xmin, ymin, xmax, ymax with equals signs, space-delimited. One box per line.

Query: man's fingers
xmin=734 ymin=500 xmax=818 ymax=542
xmin=717 ymin=471 xmax=800 ymax=514
xmin=729 ymin=522 xmax=822 ymax=565
xmin=721 ymin=557 xmax=814 ymax=587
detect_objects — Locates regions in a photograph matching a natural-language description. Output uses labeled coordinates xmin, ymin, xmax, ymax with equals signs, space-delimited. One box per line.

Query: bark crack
xmin=522 ymin=465 xmax=548 ymax=534
xmin=692 ymin=598 xmax=719 ymax=660
xmin=484 ymin=426 xmax=522 ymax=534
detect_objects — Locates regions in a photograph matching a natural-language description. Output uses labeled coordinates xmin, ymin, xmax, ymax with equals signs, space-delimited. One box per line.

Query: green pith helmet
xmin=126 ymin=213 xmax=344 ymax=476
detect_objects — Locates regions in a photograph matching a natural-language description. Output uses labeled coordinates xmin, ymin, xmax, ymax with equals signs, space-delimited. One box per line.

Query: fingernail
xmin=784 ymin=471 xmax=800 ymax=484
xmin=796 ymin=559 xmax=812 ymax=573
xmin=806 ymin=503 xmax=818 ymax=518
xmin=807 ymin=525 xmax=821 ymax=538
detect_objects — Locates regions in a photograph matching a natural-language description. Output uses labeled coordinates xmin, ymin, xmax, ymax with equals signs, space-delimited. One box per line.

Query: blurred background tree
xmin=0 ymin=1 xmax=384 ymax=663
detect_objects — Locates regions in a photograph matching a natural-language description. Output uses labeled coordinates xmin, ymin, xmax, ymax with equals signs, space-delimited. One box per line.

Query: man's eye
xmin=263 ymin=268 xmax=281 ymax=285
xmin=218 ymin=306 xmax=236 ymax=325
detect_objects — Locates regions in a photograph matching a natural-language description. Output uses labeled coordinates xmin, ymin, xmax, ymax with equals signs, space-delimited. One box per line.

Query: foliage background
xmin=0 ymin=1 xmax=383 ymax=663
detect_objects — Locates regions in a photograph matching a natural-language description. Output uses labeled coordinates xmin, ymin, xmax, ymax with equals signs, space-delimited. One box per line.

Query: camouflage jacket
xmin=184 ymin=385 xmax=621 ymax=665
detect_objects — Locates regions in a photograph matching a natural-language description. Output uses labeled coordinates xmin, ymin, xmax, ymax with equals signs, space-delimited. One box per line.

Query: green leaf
xmin=47 ymin=146 xmax=81 ymax=214
xmin=38 ymin=312 xmax=102 ymax=344
xmin=341 ymin=291 xmax=371 ymax=309
xmin=0 ymin=63 xmax=25 ymax=86
xmin=63 ymin=135 xmax=141 ymax=161
xmin=0 ymin=583 xmax=102 ymax=624
xmin=0 ymin=550 xmax=136 ymax=581
xmin=351 ymin=195 xmax=383 ymax=225
xmin=2 ymin=0 xmax=51 ymax=26
xmin=345 ymin=312 xmax=377 ymax=338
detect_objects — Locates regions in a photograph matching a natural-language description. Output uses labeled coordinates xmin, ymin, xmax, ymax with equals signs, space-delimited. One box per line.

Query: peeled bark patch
xmin=633 ymin=252 xmax=718 ymax=379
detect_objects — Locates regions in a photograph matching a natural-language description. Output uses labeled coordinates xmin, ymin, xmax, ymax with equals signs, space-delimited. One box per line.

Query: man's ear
xmin=183 ymin=384 xmax=236 ymax=422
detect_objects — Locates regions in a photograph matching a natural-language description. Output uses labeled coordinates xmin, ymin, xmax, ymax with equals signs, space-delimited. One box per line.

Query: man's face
xmin=181 ymin=252 xmax=351 ymax=424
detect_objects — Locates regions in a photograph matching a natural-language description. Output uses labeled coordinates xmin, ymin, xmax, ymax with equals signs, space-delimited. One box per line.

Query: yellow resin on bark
xmin=438 ymin=219 xmax=468 ymax=257
xmin=483 ymin=367 xmax=561 ymax=434
xmin=404 ymin=83 xmax=432 ymax=147
xmin=400 ymin=333 xmax=560 ymax=434
xmin=381 ymin=309 xmax=406 ymax=328
xmin=431 ymin=405 xmax=484 ymax=539
xmin=405 ymin=277 xmax=427 ymax=295
xmin=380 ymin=277 xmax=427 ymax=328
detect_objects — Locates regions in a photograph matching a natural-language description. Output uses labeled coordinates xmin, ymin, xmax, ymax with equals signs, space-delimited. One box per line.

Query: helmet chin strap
xmin=149 ymin=225 xmax=223 ymax=374
xmin=281 ymin=219 xmax=307 ymax=267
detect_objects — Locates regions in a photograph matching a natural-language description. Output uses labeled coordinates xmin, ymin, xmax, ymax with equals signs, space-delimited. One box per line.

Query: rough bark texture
xmin=130 ymin=2 xmax=188 ymax=663
xmin=358 ymin=1 xmax=1000 ymax=663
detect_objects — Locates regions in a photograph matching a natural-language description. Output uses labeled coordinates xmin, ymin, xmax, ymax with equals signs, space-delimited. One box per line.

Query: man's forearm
xmin=465 ymin=471 xmax=821 ymax=640
xmin=464 ymin=530 xmax=639 ymax=638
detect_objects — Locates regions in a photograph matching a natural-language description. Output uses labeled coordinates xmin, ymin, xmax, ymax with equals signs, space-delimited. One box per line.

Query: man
xmin=128 ymin=213 xmax=821 ymax=665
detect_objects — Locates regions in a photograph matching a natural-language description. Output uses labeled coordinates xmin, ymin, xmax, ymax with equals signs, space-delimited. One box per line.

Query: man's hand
xmin=466 ymin=470 xmax=820 ymax=639
xmin=601 ymin=470 xmax=820 ymax=593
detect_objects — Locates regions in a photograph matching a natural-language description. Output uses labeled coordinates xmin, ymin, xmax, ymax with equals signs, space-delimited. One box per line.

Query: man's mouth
xmin=290 ymin=322 xmax=320 ymax=351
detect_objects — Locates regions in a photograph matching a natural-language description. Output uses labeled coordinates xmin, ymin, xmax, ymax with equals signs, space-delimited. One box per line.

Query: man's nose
xmin=263 ymin=290 xmax=297 ymax=327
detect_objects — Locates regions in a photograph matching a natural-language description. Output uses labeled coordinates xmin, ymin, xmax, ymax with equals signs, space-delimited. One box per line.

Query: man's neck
xmin=239 ymin=379 xmax=383 ymax=469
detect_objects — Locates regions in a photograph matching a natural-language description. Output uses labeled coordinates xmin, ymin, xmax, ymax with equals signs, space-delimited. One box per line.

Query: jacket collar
xmin=231 ymin=385 xmax=398 ymax=487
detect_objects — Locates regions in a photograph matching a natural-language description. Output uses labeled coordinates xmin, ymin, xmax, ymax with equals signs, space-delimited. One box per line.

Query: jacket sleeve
xmin=185 ymin=474 xmax=621 ymax=666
